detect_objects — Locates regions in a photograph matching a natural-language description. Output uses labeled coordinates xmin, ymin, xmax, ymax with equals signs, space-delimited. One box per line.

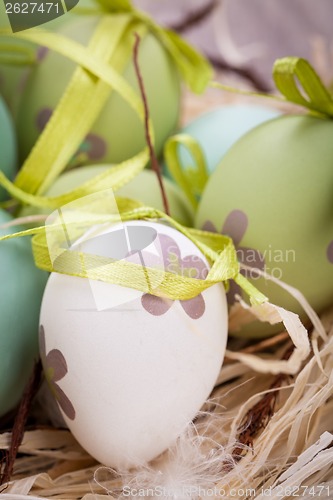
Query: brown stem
xmin=208 ymin=55 xmax=272 ymax=92
xmin=0 ymin=360 xmax=42 ymax=485
xmin=133 ymin=33 xmax=170 ymax=216
xmin=169 ymin=0 xmax=219 ymax=33
xmin=231 ymin=343 xmax=294 ymax=463
xmin=166 ymin=0 xmax=271 ymax=92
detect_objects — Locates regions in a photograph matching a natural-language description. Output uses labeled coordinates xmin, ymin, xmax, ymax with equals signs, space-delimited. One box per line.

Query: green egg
xmin=19 ymin=167 xmax=194 ymax=226
xmin=16 ymin=15 xmax=180 ymax=167
xmin=0 ymin=0 xmax=95 ymax=113
xmin=0 ymin=94 xmax=17 ymax=200
xmin=0 ymin=209 xmax=48 ymax=416
xmin=196 ymin=115 xmax=333 ymax=337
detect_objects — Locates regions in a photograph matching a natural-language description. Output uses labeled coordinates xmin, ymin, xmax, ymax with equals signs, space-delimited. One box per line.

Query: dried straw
xmin=0 ymin=294 xmax=332 ymax=499
xmin=1 ymin=78 xmax=332 ymax=500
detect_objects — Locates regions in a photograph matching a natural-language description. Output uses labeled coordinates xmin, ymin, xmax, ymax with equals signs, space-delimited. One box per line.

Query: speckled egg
xmin=0 ymin=209 xmax=48 ymax=416
xmin=16 ymin=15 xmax=180 ymax=166
xmin=40 ymin=219 xmax=228 ymax=468
xmin=196 ymin=114 xmax=333 ymax=337
xmin=0 ymin=94 xmax=17 ymax=200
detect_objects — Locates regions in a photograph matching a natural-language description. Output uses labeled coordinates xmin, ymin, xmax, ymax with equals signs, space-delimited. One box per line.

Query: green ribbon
xmin=164 ymin=134 xmax=209 ymax=209
xmin=0 ymin=200 xmax=267 ymax=306
xmin=0 ymin=41 xmax=36 ymax=65
xmin=212 ymin=57 xmax=333 ymax=119
xmin=0 ymin=0 xmax=212 ymax=93
xmin=95 ymin=0 xmax=213 ymax=94
xmin=273 ymin=57 xmax=333 ymax=118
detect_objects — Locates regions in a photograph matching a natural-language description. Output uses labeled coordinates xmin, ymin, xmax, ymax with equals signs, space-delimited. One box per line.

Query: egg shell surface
xmin=19 ymin=167 xmax=194 ymax=226
xmin=16 ymin=15 xmax=180 ymax=166
xmin=164 ymin=104 xmax=280 ymax=180
xmin=0 ymin=0 xmax=94 ymax=112
xmin=0 ymin=209 xmax=48 ymax=416
xmin=196 ymin=114 xmax=333 ymax=337
xmin=0 ymin=95 xmax=17 ymax=200
xmin=40 ymin=220 xmax=228 ymax=468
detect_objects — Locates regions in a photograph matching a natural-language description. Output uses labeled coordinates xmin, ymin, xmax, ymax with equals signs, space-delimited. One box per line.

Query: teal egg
xmin=0 ymin=209 xmax=48 ymax=416
xmin=165 ymin=104 xmax=280 ymax=181
xmin=196 ymin=114 xmax=333 ymax=338
xmin=16 ymin=15 xmax=180 ymax=168
xmin=0 ymin=94 xmax=17 ymax=200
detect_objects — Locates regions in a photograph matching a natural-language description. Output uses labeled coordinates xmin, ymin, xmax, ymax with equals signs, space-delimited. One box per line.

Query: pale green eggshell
xmin=0 ymin=0 xmax=94 ymax=113
xmin=0 ymin=2 xmax=29 ymax=113
xmin=19 ymin=167 xmax=194 ymax=226
xmin=0 ymin=209 xmax=48 ymax=416
xmin=164 ymin=104 xmax=280 ymax=180
xmin=16 ymin=15 xmax=180 ymax=166
xmin=196 ymin=115 xmax=333 ymax=338
xmin=0 ymin=0 xmax=97 ymax=116
xmin=0 ymin=95 xmax=17 ymax=200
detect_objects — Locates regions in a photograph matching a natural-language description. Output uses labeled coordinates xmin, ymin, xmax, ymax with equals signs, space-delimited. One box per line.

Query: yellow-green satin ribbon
xmin=272 ymin=57 xmax=333 ymax=118
xmin=0 ymin=41 xmax=36 ymax=65
xmin=10 ymin=16 xmax=147 ymax=197
xmin=95 ymin=0 xmax=213 ymax=94
xmin=212 ymin=57 xmax=333 ymax=119
xmin=164 ymin=134 xmax=209 ymax=209
xmin=0 ymin=17 xmax=152 ymax=209
xmin=164 ymin=57 xmax=333 ymax=209
xmin=0 ymin=149 xmax=149 ymax=208
xmin=0 ymin=0 xmax=212 ymax=206
xmin=0 ymin=204 xmax=267 ymax=306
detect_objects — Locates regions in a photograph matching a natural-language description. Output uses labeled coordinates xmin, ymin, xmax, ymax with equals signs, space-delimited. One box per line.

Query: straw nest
xmin=1 ymin=81 xmax=333 ymax=500
xmin=1 ymin=285 xmax=332 ymax=499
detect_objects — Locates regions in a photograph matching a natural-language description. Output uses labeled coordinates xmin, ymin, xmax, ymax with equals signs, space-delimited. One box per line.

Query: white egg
xmin=40 ymin=220 xmax=228 ymax=469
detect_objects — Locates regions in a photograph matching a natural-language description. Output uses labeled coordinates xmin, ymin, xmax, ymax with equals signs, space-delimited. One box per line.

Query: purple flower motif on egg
xmin=203 ymin=209 xmax=265 ymax=304
xmin=39 ymin=325 xmax=75 ymax=420
xmin=327 ymin=241 xmax=333 ymax=264
xmin=36 ymin=107 xmax=107 ymax=167
xmin=128 ymin=234 xmax=208 ymax=319
xmin=36 ymin=46 xmax=49 ymax=62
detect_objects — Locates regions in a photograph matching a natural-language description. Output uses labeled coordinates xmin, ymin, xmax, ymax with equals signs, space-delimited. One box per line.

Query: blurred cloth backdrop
xmin=134 ymin=0 xmax=333 ymax=90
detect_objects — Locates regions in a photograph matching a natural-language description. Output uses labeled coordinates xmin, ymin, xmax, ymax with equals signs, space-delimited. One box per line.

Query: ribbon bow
xmin=273 ymin=57 xmax=333 ymax=118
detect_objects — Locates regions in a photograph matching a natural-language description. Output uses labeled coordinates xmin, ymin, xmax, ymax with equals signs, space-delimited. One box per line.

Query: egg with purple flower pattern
xmin=16 ymin=15 xmax=180 ymax=167
xmin=40 ymin=220 xmax=227 ymax=468
xmin=196 ymin=114 xmax=333 ymax=337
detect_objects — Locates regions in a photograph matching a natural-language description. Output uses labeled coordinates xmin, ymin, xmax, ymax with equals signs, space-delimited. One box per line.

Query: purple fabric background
xmin=133 ymin=0 xmax=333 ymax=89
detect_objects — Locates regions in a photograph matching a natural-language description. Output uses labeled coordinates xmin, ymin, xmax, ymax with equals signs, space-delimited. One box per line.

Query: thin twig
xmin=0 ymin=360 xmax=42 ymax=485
xmin=208 ymin=55 xmax=272 ymax=92
xmin=231 ymin=343 xmax=294 ymax=463
xmin=133 ymin=33 xmax=170 ymax=216
xmin=166 ymin=0 xmax=271 ymax=92
xmin=240 ymin=331 xmax=290 ymax=355
xmin=169 ymin=0 xmax=219 ymax=32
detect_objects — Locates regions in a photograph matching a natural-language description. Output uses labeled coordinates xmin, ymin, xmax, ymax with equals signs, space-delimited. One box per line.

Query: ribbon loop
xmin=164 ymin=134 xmax=209 ymax=209
xmin=273 ymin=57 xmax=333 ymax=117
